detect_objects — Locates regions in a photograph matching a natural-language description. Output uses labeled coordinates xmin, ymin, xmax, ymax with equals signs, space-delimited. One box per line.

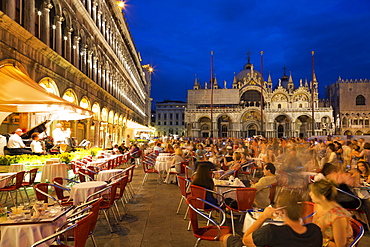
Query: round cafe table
xmin=97 ymin=169 xmax=123 ymax=182
xmin=0 ymin=215 xmax=66 ymax=247
xmin=155 ymin=153 xmax=174 ymax=184
xmin=70 ymin=181 xmax=107 ymax=205
xmin=9 ymin=163 xmax=26 ymax=172
xmin=40 ymin=162 xmax=67 ymax=182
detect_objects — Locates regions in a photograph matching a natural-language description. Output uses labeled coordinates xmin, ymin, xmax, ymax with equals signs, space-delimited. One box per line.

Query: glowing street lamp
xmin=117 ymin=1 xmax=126 ymax=10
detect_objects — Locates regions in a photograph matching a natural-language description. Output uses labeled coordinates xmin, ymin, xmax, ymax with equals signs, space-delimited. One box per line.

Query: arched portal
xmin=274 ymin=115 xmax=290 ymax=138
xmin=217 ymin=115 xmax=231 ymax=137
xmin=198 ymin=117 xmax=211 ymax=138
xmin=247 ymin=124 xmax=257 ymax=137
xmin=297 ymin=115 xmax=312 ymax=138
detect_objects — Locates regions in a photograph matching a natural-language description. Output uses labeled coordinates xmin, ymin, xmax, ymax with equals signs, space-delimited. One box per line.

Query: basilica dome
xmin=235 ymin=63 xmax=262 ymax=82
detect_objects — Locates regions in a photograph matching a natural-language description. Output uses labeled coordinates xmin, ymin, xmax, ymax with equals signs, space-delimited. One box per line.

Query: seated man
xmin=153 ymin=142 xmax=163 ymax=153
xmin=223 ymin=191 xmax=322 ymax=247
xmin=7 ymin=128 xmax=32 ymax=154
xmin=250 ymin=163 xmax=277 ymax=208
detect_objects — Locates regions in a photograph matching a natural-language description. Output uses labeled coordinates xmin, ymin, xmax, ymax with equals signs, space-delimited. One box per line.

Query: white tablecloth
xmin=97 ymin=169 xmax=123 ymax=182
xmin=0 ymin=173 xmax=16 ymax=188
xmin=40 ymin=163 xmax=67 ymax=182
xmin=70 ymin=181 xmax=107 ymax=205
xmin=155 ymin=154 xmax=174 ymax=184
xmin=88 ymin=159 xmax=109 ymax=168
xmin=214 ymin=179 xmax=246 ymax=201
xmin=0 ymin=215 xmax=66 ymax=247
xmin=9 ymin=164 xmax=26 ymax=173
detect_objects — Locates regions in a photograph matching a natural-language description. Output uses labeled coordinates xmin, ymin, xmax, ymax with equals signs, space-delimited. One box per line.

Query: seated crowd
xmin=135 ymin=135 xmax=370 ymax=247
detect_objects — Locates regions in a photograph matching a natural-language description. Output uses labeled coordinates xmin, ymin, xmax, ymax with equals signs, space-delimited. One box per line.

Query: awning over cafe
xmin=0 ymin=63 xmax=92 ymax=123
xmin=126 ymin=119 xmax=155 ymax=132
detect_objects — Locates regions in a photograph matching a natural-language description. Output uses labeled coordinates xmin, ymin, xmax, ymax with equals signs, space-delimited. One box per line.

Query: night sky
xmin=124 ymin=0 xmax=370 ymax=102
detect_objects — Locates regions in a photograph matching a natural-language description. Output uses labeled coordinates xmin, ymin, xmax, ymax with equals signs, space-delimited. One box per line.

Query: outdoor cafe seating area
xmin=0 ymin=148 xmax=369 ymax=246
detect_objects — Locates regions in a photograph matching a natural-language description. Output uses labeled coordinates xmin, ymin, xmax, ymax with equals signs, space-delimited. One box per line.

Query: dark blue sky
xmin=124 ymin=0 xmax=370 ymax=102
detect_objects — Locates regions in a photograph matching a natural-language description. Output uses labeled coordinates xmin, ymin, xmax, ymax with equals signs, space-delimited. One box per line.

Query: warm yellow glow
xmin=80 ymin=98 xmax=89 ymax=109
xmin=117 ymin=1 xmax=125 ymax=9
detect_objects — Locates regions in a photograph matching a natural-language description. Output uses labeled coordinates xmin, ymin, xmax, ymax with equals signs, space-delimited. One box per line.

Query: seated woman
xmin=191 ymin=163 xmax=218 ymax=208
xmin=309 ymin=179 xmax=353 ymax=247
xmin=352 ymin=160 xmax=370 ymax=185
xmin=223 ymin=191 xmax=322 ymax=247
xmin=262 ymin=148 xmax=276 ymax=164
xmin=164 ymin=143 xmax=175 ymax=153
xmin=224 ymin=152 xmax=242 ymax=171
xmin=171 ymin=148 xmax=185 ymax=173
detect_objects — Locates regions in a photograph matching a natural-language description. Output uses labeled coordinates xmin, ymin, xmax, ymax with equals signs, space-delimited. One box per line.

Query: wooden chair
xmin=21 ymin=168 xmax=38 ymax=202
xmin=0 ymin=171 xmax=25 ymax=206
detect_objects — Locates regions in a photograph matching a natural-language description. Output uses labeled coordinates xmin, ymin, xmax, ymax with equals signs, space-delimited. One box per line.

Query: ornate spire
xmin=233 ymin=72 xmax=237 ymax=84
xmin=224 ymin=80 xmax=227 ymax=89
xmin=193 ymin=75 xmax=200 ymax=89
xmin=300 ymin=79 xmax=303 ymax=87
xmin=288 ymin=71 xmax=293 ymax=83
xmin=268 ymin=72 xmax=272 ymax=83
xmin=246 ymin=51 xmax=251 ymax=64
xmin=313 ymin=71 xmax=317 ymax=82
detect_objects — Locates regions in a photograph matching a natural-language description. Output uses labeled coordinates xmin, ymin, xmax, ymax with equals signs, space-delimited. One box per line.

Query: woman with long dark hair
xmin=192 ymin=163 xmax=218 ymax=207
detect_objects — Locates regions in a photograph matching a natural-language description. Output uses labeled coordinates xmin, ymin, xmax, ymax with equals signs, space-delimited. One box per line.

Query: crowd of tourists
xmin=117 ymin=135 xmax=370 ymax=247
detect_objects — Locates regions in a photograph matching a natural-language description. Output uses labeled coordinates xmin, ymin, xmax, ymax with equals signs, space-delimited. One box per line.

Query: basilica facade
xmin=185 ymin=58 xmax=334 ymax=138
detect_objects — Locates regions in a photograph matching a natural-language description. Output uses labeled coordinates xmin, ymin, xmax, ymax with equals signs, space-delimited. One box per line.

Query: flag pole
xmin=210 ymin=51 xmax=214 ymax=138
xmin=311 ymin=51 xmax=315 ymax=137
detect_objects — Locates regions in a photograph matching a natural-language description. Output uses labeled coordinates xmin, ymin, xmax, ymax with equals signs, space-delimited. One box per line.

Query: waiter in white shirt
xmin=53 ymin=123 xmax=67 ymax=145
xmin=7 ymin=128 xmax=32 ymax=154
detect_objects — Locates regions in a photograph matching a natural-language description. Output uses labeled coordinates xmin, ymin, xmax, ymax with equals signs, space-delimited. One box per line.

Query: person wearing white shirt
xmin=30 ymin=132 xmax=45 ymax=155
xmin=153 ymin=142 xmax=163 ymax=153
xmin=7 ymin=128 xmax=32 ymax=154
xmin=53 ymin=123 xmax=67 ymax=145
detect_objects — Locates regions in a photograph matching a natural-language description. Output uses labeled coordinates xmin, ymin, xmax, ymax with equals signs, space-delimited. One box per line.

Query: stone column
xmin=73 ymin=36 xmax=80 ymax=68
xmin=97 ymin=62 xmax=102 ymax=86
xmin=41 ymin=2 xmax=53 ymax=46
xmin=55 ymin=15 xmax=64 ymax=54
xmin=25 ymin=0 xmax=35 ymax=34
xmin=66 ymin=28 xmax=73 ymax=62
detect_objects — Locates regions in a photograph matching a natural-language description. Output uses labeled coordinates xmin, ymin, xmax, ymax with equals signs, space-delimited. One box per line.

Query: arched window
xmin=299 ymin=104 xmax=302 ymax=108
xmin=356 ymin=95 xmax=366 ymax=105
xmin=278 ymin=104 xmax=281 ymax=109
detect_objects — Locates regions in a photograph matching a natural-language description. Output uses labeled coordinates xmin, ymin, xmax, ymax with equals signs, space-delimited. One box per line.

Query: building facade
xmin=327 ymin=78 xmax=370 ymax=135
xmin=0 ymin=0 xmax=152 ymax=147
xmin=185 ymin=58 xmax=334 ymax=138
xmin=155 ymin=100 xmax=186 ymax=137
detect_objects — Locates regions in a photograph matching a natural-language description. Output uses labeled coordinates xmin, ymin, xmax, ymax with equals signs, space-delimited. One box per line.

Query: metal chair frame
xmin=186 ymin=196 xmax=230 ymax=247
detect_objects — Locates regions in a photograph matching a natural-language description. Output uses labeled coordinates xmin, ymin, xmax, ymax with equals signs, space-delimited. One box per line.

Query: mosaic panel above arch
xmin=271 ymin=93 xmax=288 ymax=102
xmin=241 ymin=110 xmax=261 ymax=122
xmin=293 ymin=93 xmax=309 ymax=102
